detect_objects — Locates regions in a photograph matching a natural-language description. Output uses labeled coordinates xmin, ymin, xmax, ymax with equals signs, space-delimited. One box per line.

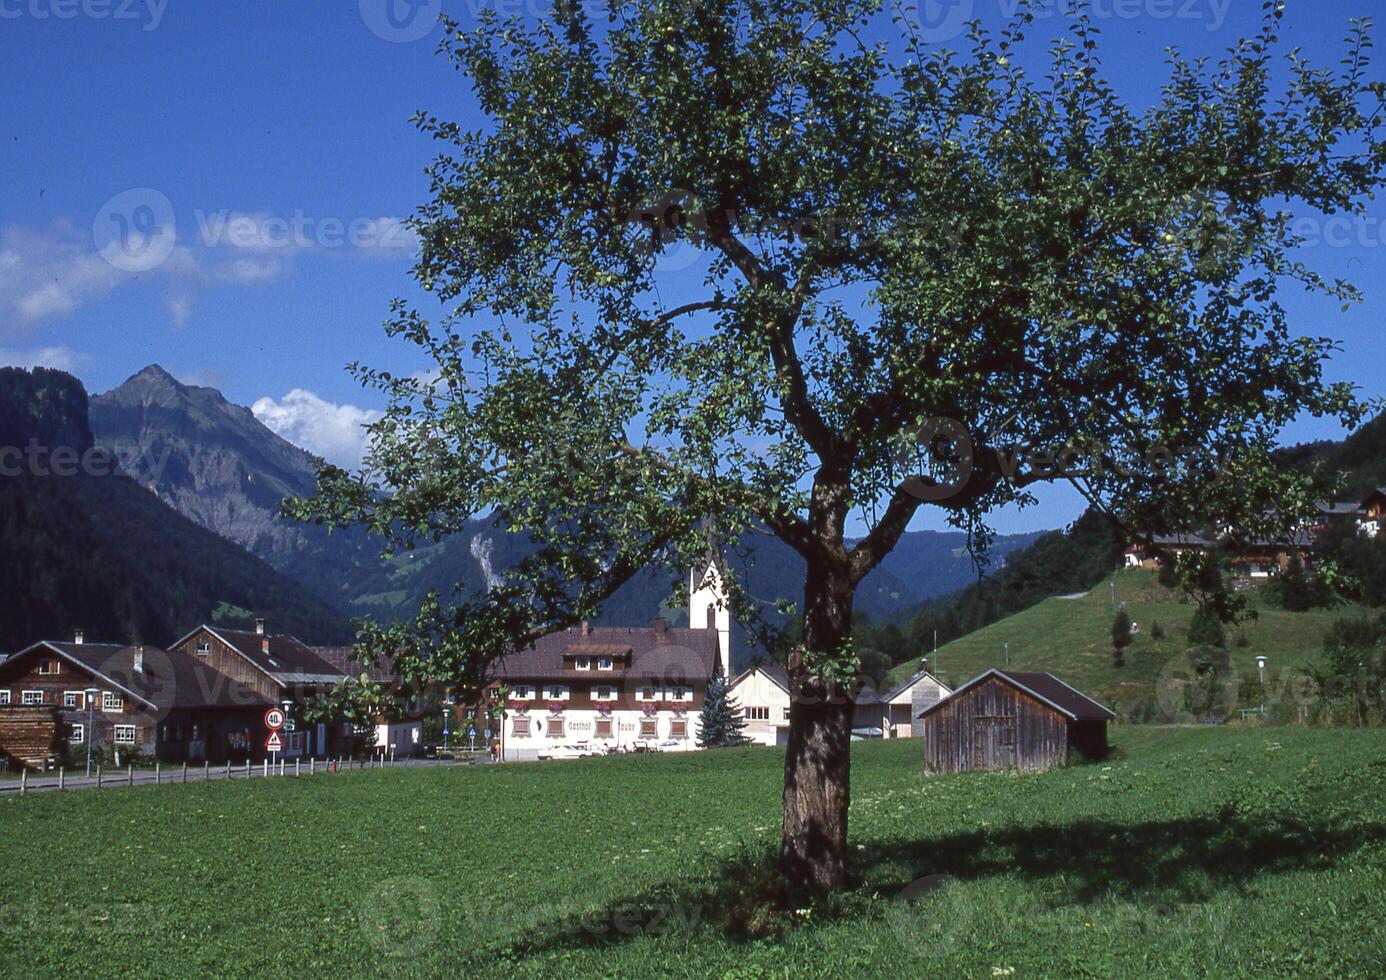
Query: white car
xmin=536 ymin=743 xmax=593 ymax=760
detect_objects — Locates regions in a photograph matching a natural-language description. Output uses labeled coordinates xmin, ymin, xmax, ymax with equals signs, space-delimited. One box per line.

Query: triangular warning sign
xmin=266 ymin=731 xmax=283 ymax=752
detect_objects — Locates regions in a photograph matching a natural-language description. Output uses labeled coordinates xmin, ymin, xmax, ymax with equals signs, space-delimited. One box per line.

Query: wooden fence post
xmin=19 ymin=770 xmax=26 ymax=796
xmin=204 ymin=761 xmax=210 ymax=781
xmin=182 ymin=763 xmax=188 ymax=784
xmin=96 ymin=765 xmax=102 ymax=788
xmin=127 ymin=763 xmax=133 ymax=787
xmin=155 ymin=763 xmax=161 ymax=785
xmin=58 ymin=767 xmax=64 ymax=791
xmin=309 ymin=757 xmax=315 ymax=776
xmin=295 ymin=759 xmax=300 ymax=777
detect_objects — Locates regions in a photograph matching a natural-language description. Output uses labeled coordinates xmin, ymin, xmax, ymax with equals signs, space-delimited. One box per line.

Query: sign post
xmin=467 ymin=725 xmax=477 ymax=752
xmin=264 ymin=707 xmax=286 ymax=769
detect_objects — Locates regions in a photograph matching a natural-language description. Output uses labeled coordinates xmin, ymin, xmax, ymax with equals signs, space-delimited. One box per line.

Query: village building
xmin=918 ymin=668 xmax=1115 ymax=774
xmin=0 ymin=633 xmax=272 ymax=770
xmin=728 ymin=663 xmax=895 ymax=745
xmin=486 ymin=617 xmax=721 ymax=759
xmin=879 ymin=667 xmax=952 ymax=738
xmin=169 ymin=620 xmax=351 ymax=758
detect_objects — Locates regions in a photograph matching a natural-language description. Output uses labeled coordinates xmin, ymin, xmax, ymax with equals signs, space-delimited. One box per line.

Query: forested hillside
xmin=0 ymin=367 xmax=351 ymax=652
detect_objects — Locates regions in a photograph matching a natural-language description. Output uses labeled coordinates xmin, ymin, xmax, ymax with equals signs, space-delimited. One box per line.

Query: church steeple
xmin=689 ymin=553 xmax=731 ymax=679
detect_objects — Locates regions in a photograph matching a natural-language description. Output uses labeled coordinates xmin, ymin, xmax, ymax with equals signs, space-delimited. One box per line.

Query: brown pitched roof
xmin=918 ymin=668 xmax=1115 ymax=722
xmin=311 ymin=646 xmax=396 ymax=684
xmin=19 ymin=642 xmax=273 ymax=711
xmin=191 ymin=627 xmax=346 ymax=685
xmin=489 ymin=625 xmax=719 ymax=684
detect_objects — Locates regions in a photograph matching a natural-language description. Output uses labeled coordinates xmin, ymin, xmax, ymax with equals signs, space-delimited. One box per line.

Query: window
xmin=670 ymin=719 xmax=688 ymax=739
xmin=0 ymin=691 xmax=10 ymax=705
xmin=638 ymin=686 xmax=657 ymax=702
xmin=546 ymin=716 xmax=565 ymax=739
xmin=783 ymin=707 xmax=792 ymax=720
xmin=510 ymin=685 xmax=534 ymax=701
xmin=196 ymin=640 xmax=211 ymax=657
xmin=639 ymin=718 xmax=658 ymax=739
xmin=64 ymin=691 xmax=81 ymax=709
xmin=745 ymin=706 xmax=769 ymax=721
xmin=38 ymin=658 xmax=60 ymax=675
xmin=21 ymin=691 xmax=43 ymax=706
xmin=512 ymin=716 xmax=531 ymax=737
xmin=671 ymin=686 xmax=693 ymax=702
xmin=591 ymin=686 xmax=616 ymax=701
xmin=68 ymin=723 xmax=84 ymax=744
xmin=596 ymin=657 xmax=614 ymax=671
xmin=594 ymin=718 xmax=613 ymax=738
xmin=575 ymin=656 xmax=591 ymax=671
xmin=543 ymin=685 xmax=569 ymax=701
xmin=102 ymin=691 xmax=123 ymax=712
xmin=114 ymin=725 xmax=137 ymax=745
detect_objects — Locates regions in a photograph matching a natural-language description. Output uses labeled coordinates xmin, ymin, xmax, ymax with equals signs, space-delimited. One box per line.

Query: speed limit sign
xmin=264 ymin=707 xmax=286 ymax=730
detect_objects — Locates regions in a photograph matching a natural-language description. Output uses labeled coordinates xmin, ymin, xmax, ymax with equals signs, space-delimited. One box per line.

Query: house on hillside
xmin=0 ymin=632 xmax=272 ymax=770
xmin=879 ymin=667 xmax=952 ymax=738
xmin=169 ymin=619 xmax=350 ymax=758
xmin=1315 ymin=488 xmax=1386 ymax=538
xmin=918 ymin=668 xmax=1115 ymax=773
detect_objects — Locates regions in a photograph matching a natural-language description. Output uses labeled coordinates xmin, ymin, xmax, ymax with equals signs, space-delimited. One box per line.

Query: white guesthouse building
xmin=488 ymin=563 xmax=731 ymax=759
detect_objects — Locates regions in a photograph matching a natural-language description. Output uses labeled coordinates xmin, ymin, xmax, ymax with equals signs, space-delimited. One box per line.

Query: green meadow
xmin=0 ymin=726 xmax=1382 ymax=977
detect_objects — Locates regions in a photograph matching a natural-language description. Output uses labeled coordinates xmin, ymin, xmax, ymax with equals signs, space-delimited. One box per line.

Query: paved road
xmin=0 ymin=756 xmax=484 ymax=795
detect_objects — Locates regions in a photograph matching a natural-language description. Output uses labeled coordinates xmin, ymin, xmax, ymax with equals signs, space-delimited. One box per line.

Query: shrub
xmin=1112 ymin=607 xmax=1134 ymax=653
xmin=1150 ymin=619 xmax=1165 ymax=640
xmin=1188 ymin=605 xmax=1226 ymax=648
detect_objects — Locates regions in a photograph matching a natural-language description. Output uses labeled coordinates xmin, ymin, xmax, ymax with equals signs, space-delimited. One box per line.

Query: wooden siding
xmin=921 ymin=676 xmax=1070 ymax=774
xmin=0 ymin=707 xmax=62 ymax=770
xmin=172 ymin=629 xmax=281 ymax=701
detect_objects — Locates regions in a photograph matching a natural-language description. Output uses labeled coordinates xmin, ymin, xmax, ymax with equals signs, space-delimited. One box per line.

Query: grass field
xmin=888 ymin=570 xmax=1352 ymax=712
xmin=1 ymin=726 xmax=1383 ymax=977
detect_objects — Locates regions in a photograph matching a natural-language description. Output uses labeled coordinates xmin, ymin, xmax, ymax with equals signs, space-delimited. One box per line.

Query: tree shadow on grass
xmin=485 ymin=809 xmax=1386 ymax=959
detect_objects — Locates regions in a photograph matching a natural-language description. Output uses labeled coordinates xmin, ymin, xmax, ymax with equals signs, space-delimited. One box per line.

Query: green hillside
xmin=890 ymin=569 xmax=1351 ymax=716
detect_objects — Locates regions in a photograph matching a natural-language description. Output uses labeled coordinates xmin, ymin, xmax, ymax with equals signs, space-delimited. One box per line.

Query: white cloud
xmin=0 ymin=345 xmax=87 ymax=372
xmin=251 ymin=388 xmax=382 ymax=470
xmin=0 ymin=209 xmax=414 ymax=329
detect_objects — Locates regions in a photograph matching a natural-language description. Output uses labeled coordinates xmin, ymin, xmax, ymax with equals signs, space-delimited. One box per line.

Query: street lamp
xmin=84 ymin=687 xmax=99 ymax=777
xmin=1255 ymin=656 xmax=1268 ymax=717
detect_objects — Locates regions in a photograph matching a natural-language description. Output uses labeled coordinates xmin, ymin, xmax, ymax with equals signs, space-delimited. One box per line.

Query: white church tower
xmin=689 ymin=558 xmax=731 ymax=679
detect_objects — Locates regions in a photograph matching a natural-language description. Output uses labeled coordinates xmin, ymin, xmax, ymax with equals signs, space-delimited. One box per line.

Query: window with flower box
xmin=591 ymin=686 xmax=617 ymax=701
xmin=510 ymin=685 xmax=535 ymax=701
xmin=670 ymin=686 xmax=693 ymax=702
xmin=637 ymin=686 xmax=657 ymax=702
xmin=543 ymin=685 xmax=569 ymax=701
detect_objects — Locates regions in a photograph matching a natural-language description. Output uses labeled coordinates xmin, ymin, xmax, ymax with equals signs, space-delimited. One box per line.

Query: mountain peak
xmin=127 ymin=363 xmax=183 ymax=389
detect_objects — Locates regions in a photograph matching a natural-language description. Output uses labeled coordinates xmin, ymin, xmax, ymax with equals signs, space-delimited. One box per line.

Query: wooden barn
xmin=918 ymin=668 xmax=1115 ymax=773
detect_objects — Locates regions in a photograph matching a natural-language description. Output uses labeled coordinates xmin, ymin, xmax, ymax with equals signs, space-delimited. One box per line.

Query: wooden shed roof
xmin=917 ymin=668 xmax=1115 ymax=722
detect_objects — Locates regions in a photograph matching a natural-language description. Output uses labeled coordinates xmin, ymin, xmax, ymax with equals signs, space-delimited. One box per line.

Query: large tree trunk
xmin=778 ymin=557 xmax=855 ymax=895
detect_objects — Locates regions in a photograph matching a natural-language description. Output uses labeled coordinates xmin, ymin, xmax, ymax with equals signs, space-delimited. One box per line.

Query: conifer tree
xmin=698 ymin=660 xmax=748 ymax=748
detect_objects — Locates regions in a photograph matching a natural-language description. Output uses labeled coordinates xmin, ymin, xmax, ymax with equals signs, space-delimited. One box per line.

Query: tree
xmin=1111 ymin=607 xmax=1134 ymax=666
xmin=294 ymin=1 xmax=1385 ymax=895
xmin=698 ymin=660 xmax=749 ymax=747
xmin=1188 ymin=604 xmax=1227 ymax=649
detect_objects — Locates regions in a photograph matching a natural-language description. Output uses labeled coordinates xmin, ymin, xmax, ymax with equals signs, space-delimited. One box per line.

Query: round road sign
xmin=265 ymin=707 xmax=286 ymax=730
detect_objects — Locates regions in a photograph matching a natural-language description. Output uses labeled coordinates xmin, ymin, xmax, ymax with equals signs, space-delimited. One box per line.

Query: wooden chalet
xmin=879 ymin=667 xmax=952 ymax=738
xmin=169 ymin=620 xmax=352 ymax=758
xmin=0 ymin=633 xmax=272 ymax=770
xmin=918 ymin=668 xmax=1115 ymax=774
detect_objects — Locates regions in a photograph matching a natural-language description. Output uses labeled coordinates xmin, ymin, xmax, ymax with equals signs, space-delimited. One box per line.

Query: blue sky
xmin=2 ymin=0 xmax=1384 ymax=535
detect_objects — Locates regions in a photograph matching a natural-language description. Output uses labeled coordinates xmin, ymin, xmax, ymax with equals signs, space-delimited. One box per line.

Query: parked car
xmin=850 ymin=727 xmax=884 ymax=741
xmin=537 ymin=743 xmax=593 ymax=760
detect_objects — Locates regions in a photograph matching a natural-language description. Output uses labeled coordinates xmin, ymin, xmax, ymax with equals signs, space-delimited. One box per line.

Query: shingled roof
xmin=14 ymin=641 xmax=273 ymax=710
xmin=489 ymin=624 xmax=719 ymax=684
xmin=918 ymin=668 xmax=1115 ymax=722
